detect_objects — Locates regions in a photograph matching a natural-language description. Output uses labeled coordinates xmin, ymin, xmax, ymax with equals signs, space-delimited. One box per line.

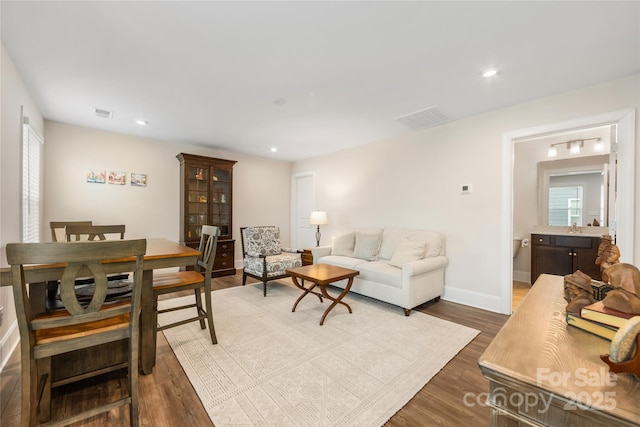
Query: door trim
xmin=502 ymin=109 xmax=635 ymax=314
xmin=291 ymin=171 xmax=316 ymax=249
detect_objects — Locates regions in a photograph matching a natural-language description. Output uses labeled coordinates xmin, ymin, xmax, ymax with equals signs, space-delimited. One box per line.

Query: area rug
xmin=158 ymin=282 xmax=479 ymax=427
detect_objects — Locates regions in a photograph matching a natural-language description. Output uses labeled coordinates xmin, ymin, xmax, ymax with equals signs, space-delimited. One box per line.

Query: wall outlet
xmin=461 ymin=184 xmax=472 ymax=194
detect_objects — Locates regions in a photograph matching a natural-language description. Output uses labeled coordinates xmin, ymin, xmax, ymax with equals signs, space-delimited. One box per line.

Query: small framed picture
xmin=87 ymin=170 xmax=106 ymax=184
xmin=109 ymin=171 xmax=126 ymax=185
xmin=131 ymin=172 xmax=147 ymax=187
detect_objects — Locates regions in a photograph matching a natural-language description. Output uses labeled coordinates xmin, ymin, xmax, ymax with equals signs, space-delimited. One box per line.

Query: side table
xmin=302 ymin=248 xmax=313 ymax=265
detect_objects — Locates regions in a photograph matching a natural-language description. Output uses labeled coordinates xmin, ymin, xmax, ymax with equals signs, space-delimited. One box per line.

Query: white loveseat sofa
xmin=311 ymin=228 xmax=448 ymax=315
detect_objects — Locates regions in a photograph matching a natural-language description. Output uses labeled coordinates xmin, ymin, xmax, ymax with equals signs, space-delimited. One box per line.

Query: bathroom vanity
xmin=531 ymin=233 xmax=602 ymax=283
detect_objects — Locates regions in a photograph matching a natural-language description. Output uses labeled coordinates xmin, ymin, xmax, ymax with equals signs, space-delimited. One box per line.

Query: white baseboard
xmin=513 ymin=270 xmax=531 ymax=284
xmin=1 ymin=320 xmax=19 ymax=373
xmin=442 ymin=286 xmax=504 ymax=314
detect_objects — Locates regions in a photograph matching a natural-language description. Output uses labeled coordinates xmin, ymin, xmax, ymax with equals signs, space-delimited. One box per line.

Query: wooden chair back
xmin=6 ymin=239 xmax=146 ymax=426
xmin=197 ymin=225 xmax=220 ymax=275
xmin=66 ymin=224 xmax=126 ymax=241
xmin=49 ymin=220 xmax=92 ymax=242
xmin=152 ymin=225 xmax=219 ymax=344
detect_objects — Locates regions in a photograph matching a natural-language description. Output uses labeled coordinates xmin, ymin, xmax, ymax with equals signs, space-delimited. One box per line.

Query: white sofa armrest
xmin=311 ymin=245 xmax=332 ymax=262
xmin=403 ymin=256 xmax=448 ymax=276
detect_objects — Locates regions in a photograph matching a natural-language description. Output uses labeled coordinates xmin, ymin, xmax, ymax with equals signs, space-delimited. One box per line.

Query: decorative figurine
xmin=564 ymin=270 xmax=595 ymax=315
xmin=596 ymin=234 xmax=620 ymax=282
xmin=602 ymin=263 xmax=640 ymax=314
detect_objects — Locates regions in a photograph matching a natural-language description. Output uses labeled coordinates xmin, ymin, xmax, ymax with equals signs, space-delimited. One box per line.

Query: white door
xmin=291 ymin=172 xmax=316 ymax=249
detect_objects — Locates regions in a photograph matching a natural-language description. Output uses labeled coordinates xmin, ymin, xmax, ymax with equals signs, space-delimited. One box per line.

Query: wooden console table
xmin=478 ymin=274 xmax=640 ymax=426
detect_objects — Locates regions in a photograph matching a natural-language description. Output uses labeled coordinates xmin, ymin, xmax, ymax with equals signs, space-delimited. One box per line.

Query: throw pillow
xmin=352 ymin=231 xmax=383 ymax=260
xmin=389 ymin=238 xmax=427 ymax=268
xmin=331 ymin=232 xmax=355 ymax=256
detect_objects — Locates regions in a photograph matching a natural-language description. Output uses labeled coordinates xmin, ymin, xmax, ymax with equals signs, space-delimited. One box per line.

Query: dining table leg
xmin=140 ymin=270 xmax=155 ymax=374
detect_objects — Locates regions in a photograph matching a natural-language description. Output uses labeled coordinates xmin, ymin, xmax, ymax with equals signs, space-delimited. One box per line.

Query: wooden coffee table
xmin=287 ymin=264 xmax=359 ymax=325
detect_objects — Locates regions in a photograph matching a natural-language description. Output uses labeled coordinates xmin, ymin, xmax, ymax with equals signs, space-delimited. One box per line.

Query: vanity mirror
xmin=538 ymin=154 xmax=611 ymax=227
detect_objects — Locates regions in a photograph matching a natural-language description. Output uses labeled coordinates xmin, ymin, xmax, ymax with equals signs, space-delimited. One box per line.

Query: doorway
xmin=502 ymin=109 xmax=635 ymax=314
xmin=290 ymin=171 xmax=317 ymax=250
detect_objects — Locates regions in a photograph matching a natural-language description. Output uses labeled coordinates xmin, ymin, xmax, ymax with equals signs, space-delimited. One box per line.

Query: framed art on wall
xmin=131 ymin=173 xmax=147 ymax=187
xmin=87 ymin=170 xmax=106 ymax=183
xmin=109 ymin=171 xmax=126 ymax=185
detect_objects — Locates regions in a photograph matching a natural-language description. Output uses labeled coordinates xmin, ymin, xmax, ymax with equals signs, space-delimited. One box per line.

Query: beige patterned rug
xmin=159 ymin=281 xmax=479 ymax=427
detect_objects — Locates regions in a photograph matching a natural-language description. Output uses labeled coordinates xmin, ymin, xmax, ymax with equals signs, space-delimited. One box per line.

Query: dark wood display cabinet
xmin=530 ymin=233 xmax=602 ymax=284
xmin=177 ymin=153 xmax=237 ymax=277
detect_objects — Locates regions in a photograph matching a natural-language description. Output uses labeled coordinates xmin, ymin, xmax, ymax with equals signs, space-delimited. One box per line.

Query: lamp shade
xmin=309 ymin=211 xmax=328 ymax=225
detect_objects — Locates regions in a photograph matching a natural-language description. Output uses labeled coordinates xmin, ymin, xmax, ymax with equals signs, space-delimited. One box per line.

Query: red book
xmin=580 ymin=300 xmax=638 ymax=328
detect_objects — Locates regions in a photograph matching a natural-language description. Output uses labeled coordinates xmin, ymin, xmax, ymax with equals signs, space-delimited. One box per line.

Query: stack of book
xmin=566 ymin=300 xmax=638 ymax=341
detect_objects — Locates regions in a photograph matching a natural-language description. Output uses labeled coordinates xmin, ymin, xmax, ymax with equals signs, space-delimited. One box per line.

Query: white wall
xmin=292 ymin=74 xmax=639 ymax=313
xmin=1 ymin=44 xmax=45 ymax=369
xmin=43 ymin=121 xmax=294 ymax=263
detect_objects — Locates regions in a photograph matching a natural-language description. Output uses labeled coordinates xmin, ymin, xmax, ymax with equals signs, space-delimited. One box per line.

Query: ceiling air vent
xmin=395 ymin=106 xmax=451 ymax=130
xmin=93 ymin=107 xmax=114 ymax=119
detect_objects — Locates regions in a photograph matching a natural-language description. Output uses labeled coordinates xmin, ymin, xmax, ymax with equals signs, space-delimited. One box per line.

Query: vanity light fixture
xmin=593 ymin=140 xmax=605 ymax=152
xmin=136 ymin=119 xmax=148 ymax=125
xmin=547 ymin=138 xmax=601 ymax=158
xmin=570 ymin=141 xmax=581 ymax=155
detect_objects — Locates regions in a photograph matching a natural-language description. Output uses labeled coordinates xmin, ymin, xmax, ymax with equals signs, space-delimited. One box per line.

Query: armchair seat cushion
xmin=243 ymin=252 xmax=302 ymax=277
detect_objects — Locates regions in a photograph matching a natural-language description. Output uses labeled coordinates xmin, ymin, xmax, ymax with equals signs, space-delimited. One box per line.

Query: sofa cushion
xmin=378 ymin=229 xmax=445 ymax=259
xmin=352 ymin=231 xmax=382 ymax=260
xmin=389 ymin=238 xmax=426 ymax=268
xmin=331 ymin=232 xmax=355 ymax=256
xmin=317 ymin=255 xmax=369 ymax=270
xmin=357 ymin=260 xmax=402 ymax=289
xmin=378 ymin=228 xmax=413 ymax=259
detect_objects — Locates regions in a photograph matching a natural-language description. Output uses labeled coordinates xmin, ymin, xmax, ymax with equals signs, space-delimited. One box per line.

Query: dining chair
xmin=152 ymin=225 xmax=219 ymax=344
xmin=49 ymin=220 xmax=92 ymax=242
xmin=240 ymin=226 xmax=303 ymax=296
xmin=6 ymin=239 xmax=147 ymax=427
xmin=65 ymin=224 xmax=126 ymax=241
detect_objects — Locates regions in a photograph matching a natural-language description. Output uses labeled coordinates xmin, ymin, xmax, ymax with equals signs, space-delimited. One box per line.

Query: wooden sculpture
xmin=596 ymin=234 xmax=620 ymax=282
xmin=564 ymin=270 xmax=595 ymax=315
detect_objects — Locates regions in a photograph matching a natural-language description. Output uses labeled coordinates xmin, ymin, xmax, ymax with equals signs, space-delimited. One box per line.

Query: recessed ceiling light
xmin=136 ymin=120 xmax=148 ymax=125
xmin=482 ymin=69 xmax=498 ymax=78
xmin=270 ymin=147 xmax=278 ymax=153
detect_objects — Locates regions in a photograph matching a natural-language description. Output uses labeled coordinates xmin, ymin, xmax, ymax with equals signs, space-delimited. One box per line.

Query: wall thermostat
xmin=461 ymin=184 xmax=472 ymax=194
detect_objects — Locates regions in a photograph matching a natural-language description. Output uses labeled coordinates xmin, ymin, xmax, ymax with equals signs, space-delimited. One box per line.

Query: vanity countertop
xmin=531 ymin=226 xmax=610 ymax=238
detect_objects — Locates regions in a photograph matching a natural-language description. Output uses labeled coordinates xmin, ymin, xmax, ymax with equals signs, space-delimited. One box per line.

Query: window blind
xmin=22 ymin=121 xmax=43 ymax=243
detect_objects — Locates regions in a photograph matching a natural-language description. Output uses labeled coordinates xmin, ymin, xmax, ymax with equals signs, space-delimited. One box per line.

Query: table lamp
xmin=309 ymin=211 xmax=328 ymax=247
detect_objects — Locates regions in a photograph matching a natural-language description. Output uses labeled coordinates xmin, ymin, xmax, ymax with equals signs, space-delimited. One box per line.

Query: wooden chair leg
xmin=128 ymin=335 xmax=140 ymax=427
xmin=204 ymin=287 xmax=217 ymax=344
xmin=194 ymin=289 xmax=206 ymax=329
xmin=263 ymin=281 xmax=267 ymax=297
xmin=22 ymin=350 xmax=36 ymax=427
xmin=242 ymin=272 xmax=247 ymax=286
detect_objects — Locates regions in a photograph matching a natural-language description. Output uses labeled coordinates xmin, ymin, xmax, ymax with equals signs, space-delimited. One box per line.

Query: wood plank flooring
xmin=1 ymin=273 xmax=509 ymax=426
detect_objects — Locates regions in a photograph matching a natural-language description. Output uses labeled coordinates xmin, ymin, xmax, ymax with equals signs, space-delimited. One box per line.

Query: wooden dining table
xmin=0 ymin=238 xmax=200 ymax=375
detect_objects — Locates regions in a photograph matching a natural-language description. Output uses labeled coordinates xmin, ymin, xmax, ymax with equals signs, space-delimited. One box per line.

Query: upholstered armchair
xmin=240 ymin=226 xmax=303 ymax=296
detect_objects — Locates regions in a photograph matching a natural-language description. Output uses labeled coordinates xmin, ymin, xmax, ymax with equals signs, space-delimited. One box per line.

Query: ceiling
xmin=2 ymin=1 xmax=639 ymax=161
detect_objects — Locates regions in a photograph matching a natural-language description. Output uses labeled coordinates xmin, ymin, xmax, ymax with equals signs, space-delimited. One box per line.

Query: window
xmin=22 ymin=120 xmax=43 ymax=242
xmin=548 ymin=186 xmax=583 ymax=226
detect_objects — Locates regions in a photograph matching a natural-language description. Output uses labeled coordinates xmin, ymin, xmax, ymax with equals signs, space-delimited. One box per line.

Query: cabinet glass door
xmin=211 ymin=168 xmax=231 ymax=237
xmin=187 ymin=166 xmax=209 ymax=240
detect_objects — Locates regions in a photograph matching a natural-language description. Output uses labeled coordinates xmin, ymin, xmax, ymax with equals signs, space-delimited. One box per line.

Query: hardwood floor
xmin=1 ymin=273 xmax=509 ymax=426
xmin=512 ymin=280 xmax=532 ymax=312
